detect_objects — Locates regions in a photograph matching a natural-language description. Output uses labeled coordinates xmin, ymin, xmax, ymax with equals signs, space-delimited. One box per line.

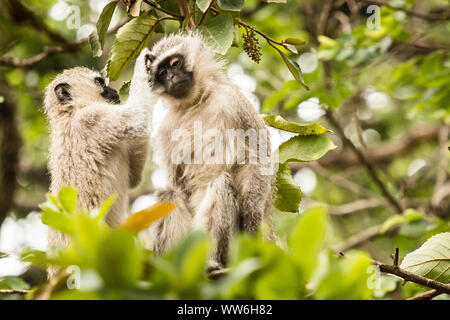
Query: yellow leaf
xmin=122 ymin=202 xmax=176 ymax=233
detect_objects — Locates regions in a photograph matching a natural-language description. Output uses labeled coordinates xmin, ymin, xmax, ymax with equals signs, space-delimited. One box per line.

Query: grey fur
xmin=44 ymin=54 xmax=151 ymax=277
xmin=139 ymin=33 xmax=274 ymax=268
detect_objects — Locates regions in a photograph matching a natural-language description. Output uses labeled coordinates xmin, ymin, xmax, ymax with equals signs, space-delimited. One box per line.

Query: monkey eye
xmin=170 ymin=56 xmax=182 ymax=68
xmin=158 ymin=68 xmax=167 ymax=77
xmin=95 ymin=77 xmax=105 ymax=87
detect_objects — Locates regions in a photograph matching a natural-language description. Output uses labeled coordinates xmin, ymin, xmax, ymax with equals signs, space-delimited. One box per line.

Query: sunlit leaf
xmin=58 ymin=186 xmax=77 ymax=214
xmin=129 ymin=0 xmax=143 ymax=17
xmin=122 ymin=202 xmax=176 ymax=233
xmin=107 ymin=13 xmax=158 ymax=80
xmin=278 ymin=51 xmax=309 ymax=89
xmin=196 ymin=0 xmax=214 ymax=12
xmin=278 ymin=135 xmax=336 ymax=163
xmin=284 ymin=38 xmax=306 ymax=45
xmin=41 ymin=208 xmax=74 ymax=235
xmin=197 ymin=14 xmax=234 ymax=55
xmin=263 ymin=114 xmax=328 ymax=135
xmin=274 ymin=163 xmax=302 ymax=213
xmin=400 ymin=232 xmax=450 ymax=283
xmin=96 ymin=195 xmax=117 ymax=222
xmin=290 ymin=207 xmax=327 ymax=279
xmin=98 ymin=229 xmax=143 ymax=288
xmin=97 ymin=1 xmax=118 ymax=49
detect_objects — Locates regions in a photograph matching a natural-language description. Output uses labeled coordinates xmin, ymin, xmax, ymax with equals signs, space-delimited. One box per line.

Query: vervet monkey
xmin=43 ymin=53 xmax=151 ymax=271
xmin=139 ymin=33 xmax=274 ymax=269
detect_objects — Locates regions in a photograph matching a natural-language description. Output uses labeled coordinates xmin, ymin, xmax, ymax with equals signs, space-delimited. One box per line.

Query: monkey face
xmin=95 ymin=76 xmax=121 ymax=105
xmin=152 ymin=54 xmax=194 ymax=99
xmin=48 ymin=68 xmax=121 ymax=115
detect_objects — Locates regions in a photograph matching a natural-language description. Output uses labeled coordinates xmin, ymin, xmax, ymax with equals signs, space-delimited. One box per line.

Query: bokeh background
xmin=0 ymin=0 xmax=449 ymax=299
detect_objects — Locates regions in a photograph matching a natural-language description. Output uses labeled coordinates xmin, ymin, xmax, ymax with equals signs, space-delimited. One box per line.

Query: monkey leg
xmin=150 ymin=189 xmax=193 ymax=255
xmin=193 ymin=172 xmax=240 ymax=270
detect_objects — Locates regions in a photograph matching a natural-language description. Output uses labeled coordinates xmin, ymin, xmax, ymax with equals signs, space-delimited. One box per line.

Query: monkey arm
xmin=235 ymin=165 xmax=273 ymax=233
xmin=74 ymin=102 xmax=149 ymax=153
xmin=128 ymin=137 xmax=148 ymax=188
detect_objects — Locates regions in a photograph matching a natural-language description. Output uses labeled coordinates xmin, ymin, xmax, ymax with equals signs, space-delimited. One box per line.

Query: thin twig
xmin=143 ymin=0 xmax=183 ymax=19
xmin=177 ymin=0 xmax=195 ymax=30
xmin=326 ymin=110 xmax=403 ymax=214
xmin=407 ymin=289 xmax=443 ymax=300
xmin=0 ymin=289 xmax=29 ymax=294
xmin=198 ymin=0 xmax=216 ymax=26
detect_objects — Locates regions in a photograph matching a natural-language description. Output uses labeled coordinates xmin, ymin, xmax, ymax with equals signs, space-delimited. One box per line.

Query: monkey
xmin=138 ymin=33 xmax=274 ymax=270
xmin=43 ymin=52 xmax=151 ymax=275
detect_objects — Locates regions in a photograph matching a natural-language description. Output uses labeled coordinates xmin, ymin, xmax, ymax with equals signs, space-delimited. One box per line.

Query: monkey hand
xmin=129 ymin=48 xmax=151 ymax=97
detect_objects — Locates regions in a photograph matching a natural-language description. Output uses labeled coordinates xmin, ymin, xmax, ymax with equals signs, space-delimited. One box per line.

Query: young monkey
xmin=138 ymin=33 xmax=274 ymax=269
xmin=43 ymin=52 xmax=151 ymax=276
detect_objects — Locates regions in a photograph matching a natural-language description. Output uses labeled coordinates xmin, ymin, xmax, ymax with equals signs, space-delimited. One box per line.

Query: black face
xmin=155 ymin=54 xmax=193 ymax=99
xmin=96 ymin=77 xmax=120 ymax=104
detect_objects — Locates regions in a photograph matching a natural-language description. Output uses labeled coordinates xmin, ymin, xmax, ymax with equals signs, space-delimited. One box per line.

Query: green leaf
xmin=278 ymin=135 xmax=336 ymax=163
xmin=119 ymin=80 xmax=131 ymax=95
xmin=380 ymin=215 xmax=407 ymax=234
xmin=278 ymin=51 xmax=310 ymax=90
xmin=97 ymin=1 xmax=118 ymax=50
xmin=263 ymin=114 xmax=328 ymax=135
xmin=196 ymin=0 xmax=214 ymax=12
xmin=217 ymin=0 xmax=245 ymax=11
xmin=0 ymin=276 xmax=30 ymax=290
xmin=400 ymin=232 xmax=450 ymax=283
xmin=283 ymin=43 xmax=298 ymax=54
xmin=129 ymin=0 xmax=143 ymax=17
xmin=88 ymin=31 xmax=102 ymax=57
xmin=98 ymin=229 xmax=143 ymax=288
xmin=41 ymin=208 xmax=74 ymax=235
xmin=197 ymin=14 xmax=234 ymax=55
xmin=290 ymin=207 xmax=327 ymax=279
xmin=284 ymin=38 xmax=306 ymax=45
xmin=96 ymin=195 xmax=116 ymax=222
xmin=107 ymin=13 xmax=158 ymax=81
xmin=315 ymin=251 xmax=373 ymax=300
xmin=58 ymin=186 xmax=77 ymax=213
xmin=274 ymin=163 xmax=302 ymax=213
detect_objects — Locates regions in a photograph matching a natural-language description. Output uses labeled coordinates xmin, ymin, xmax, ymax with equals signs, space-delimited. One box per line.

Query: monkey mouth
xmin=110 ymin=97 xmax=121 ymax=104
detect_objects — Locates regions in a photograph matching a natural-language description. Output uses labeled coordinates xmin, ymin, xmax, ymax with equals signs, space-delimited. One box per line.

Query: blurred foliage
xmin=18 ymin=188 xmax=375 ymax=300
xmin=0 ymin=0 xmax=449 ymax=300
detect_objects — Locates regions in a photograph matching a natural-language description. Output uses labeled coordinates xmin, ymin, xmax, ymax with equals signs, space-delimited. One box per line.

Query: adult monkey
xmin=44 ymin=52 xmax=151 ymax=276
xmin=139 ymin=33 xmax=274 ymax=270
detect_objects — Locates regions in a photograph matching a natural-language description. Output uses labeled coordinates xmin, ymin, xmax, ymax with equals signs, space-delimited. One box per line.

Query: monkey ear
xmin=145 ymin=54 xmax=156 ymax=70
xmin=54 ymin=83 xmax=72 ymax=104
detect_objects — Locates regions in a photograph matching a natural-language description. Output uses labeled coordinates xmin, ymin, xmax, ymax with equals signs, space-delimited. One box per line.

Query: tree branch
xmin=0 ymin=80 xmax=21 ymax=225
xmin=0 ymin=19 xmax=129 ymax=68
xmin=360 ymin=0 xmax=450 ymax=21
xmin=340 ymin=250 xmax=450 ymax=294
xmin=317 ymin=125 xmax=440 ymax=167
xmin=328 ymin=198 xmax=386 ymax=215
